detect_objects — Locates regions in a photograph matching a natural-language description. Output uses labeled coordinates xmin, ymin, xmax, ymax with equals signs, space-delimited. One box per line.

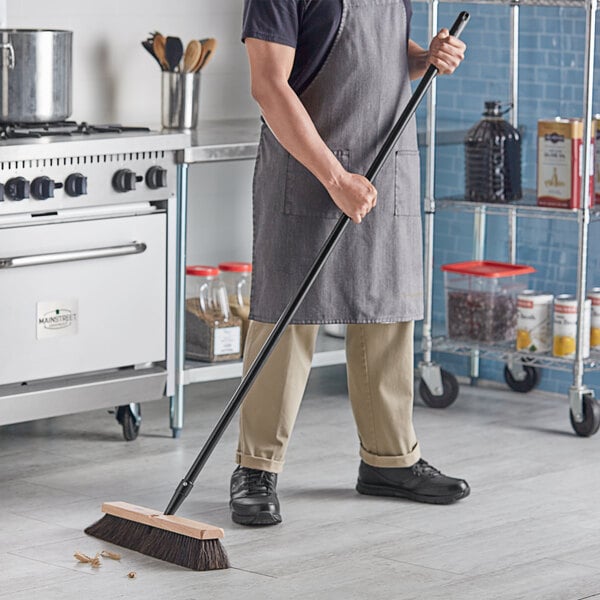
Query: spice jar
xmin=218 ymin=262 xmax=252 ymax=351
xmin=185 ymin=265 xmax=242 ymax=362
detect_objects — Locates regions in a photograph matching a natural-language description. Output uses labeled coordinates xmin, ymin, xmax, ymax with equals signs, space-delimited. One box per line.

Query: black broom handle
xmin=165 ymin=11 xmax=470 ymax=516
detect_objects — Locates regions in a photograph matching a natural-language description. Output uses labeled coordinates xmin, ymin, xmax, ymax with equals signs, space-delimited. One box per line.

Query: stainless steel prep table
xmin=170 ymin=118 xmax=470 ymax=437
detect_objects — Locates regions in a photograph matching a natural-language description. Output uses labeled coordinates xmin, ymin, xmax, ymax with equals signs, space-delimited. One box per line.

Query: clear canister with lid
xmin=185 ymin=265 xmax=242 ymax=362
xmin=218 ymin=262 xmax=252 ymax=350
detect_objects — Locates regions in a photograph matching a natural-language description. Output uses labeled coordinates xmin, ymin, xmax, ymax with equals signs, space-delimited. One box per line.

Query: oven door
xmin=0 ymin=213 xmax=166 ymax=386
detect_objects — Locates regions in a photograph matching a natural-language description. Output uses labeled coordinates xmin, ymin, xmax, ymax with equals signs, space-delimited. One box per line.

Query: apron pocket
xmin=284 ymin=150 xmax=349 ymax=219
xmin=394 ymin=149 xmax=421 ymax=217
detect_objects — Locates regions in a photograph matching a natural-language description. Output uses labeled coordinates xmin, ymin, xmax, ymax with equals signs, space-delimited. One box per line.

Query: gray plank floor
xmin=2 ymin=365 xmax=600 ymax=600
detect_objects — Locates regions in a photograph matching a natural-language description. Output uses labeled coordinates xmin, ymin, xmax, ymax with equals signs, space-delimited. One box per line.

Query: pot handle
xmin=0 ymin=42 xmax=15 ymax=69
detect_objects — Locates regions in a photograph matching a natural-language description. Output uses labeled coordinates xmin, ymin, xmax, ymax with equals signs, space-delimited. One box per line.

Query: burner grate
xmin=0 ymin=121 xmax=151 ymax=139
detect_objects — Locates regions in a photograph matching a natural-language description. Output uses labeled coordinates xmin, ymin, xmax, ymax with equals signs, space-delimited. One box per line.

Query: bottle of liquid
xmin=465 ymin=101 xmax=522 ymax=203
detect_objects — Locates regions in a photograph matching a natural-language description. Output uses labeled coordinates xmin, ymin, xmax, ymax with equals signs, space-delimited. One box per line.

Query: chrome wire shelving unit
xmin=416 ymin=0 xmax=600 ymax=436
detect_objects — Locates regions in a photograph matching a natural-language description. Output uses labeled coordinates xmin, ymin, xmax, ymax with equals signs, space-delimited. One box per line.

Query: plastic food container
xmin=442 ymin=261 xmax=535 ymax=343
xmin=218 ymin=262 xmax=252 ymax=351
xmin=185 ymin=265 xmax=242 ymax=362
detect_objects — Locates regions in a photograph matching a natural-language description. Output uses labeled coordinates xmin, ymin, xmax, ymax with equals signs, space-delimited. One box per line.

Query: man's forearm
xmin=407 ymin=40 xmax=429 ymax=80
xmin=253 ymin=80 xmax=345 ymax=189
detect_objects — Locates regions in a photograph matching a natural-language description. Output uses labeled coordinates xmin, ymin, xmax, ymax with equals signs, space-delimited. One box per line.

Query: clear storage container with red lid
xmin=217 ymin=262 xmax=252 ymax=309
xmin=441 ymin=260 xmax=535 ymax=343
xmin=185 ymin=265 xmax=242 ymax=362
xmin=218 ymin=262 xmax=252 ymax=352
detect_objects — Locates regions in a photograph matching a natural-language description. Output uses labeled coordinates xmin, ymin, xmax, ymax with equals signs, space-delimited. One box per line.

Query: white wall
xmin=7 ymin=0 xmax=258 ymax=266
xmin=7 ymin=0 xmax=258 ymax=124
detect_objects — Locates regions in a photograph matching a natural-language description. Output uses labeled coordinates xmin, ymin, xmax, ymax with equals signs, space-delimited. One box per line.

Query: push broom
xmin=85 ymin=11 xmax=470 ymax=571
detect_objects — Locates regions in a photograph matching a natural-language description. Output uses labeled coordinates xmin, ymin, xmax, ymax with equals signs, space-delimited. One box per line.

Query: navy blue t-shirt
xmin=242 ymin=0 xmax=343 ymax=96
xmin=242 ymin=1 xmax=413 ymax=96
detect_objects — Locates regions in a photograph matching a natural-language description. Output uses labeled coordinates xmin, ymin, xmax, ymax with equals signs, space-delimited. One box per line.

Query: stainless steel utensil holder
xmin=161 ymin=72 xmax=200 ymax=130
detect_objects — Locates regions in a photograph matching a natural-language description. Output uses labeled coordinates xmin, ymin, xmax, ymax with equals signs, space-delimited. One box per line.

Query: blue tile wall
xmin=410 ymin=2 xmax=600 ymax=397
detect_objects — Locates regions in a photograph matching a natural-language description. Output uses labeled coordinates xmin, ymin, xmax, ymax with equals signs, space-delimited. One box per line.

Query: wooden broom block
xmin=101 ymin=501 xmax=224 ymax=540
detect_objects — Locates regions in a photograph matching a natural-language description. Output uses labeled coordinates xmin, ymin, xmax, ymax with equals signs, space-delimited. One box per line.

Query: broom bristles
xmin=85 ymin=514 xmax=230 ymax=571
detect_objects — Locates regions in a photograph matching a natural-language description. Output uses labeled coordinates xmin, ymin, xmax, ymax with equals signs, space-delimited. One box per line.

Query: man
xmin=231 ymin=0 xmax=468 ymax=526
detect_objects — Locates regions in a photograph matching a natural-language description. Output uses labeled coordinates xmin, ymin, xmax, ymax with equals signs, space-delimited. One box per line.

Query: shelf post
xmin=421 ymin=0 xmax=439 ymax=365
xmin=570 ymin=0 xmax=597 ymax=421
xmin=508 ymin=0 xmax=520 ymax=265
xmin=170 ymin=162 xmax=189 ymax=437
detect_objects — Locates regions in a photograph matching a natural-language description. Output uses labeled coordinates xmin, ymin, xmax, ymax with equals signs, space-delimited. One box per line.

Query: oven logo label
xmin=37 ymin=300 xmax=79 ymax=340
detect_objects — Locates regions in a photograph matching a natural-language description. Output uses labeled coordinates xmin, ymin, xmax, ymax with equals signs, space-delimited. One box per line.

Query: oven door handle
xmin=0 ymin=241 xmax=147 ymax=269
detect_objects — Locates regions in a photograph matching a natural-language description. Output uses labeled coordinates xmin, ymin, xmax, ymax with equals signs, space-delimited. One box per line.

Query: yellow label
xmin=553 ymin=335 xmax=576 ymax=357
xmin=516 ymin=329 xmax=532 ymax=350
xmin=591 ymin=327 xmax=600 ymax=348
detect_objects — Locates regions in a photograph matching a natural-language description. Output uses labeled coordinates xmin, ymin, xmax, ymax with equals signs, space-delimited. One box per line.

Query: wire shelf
xmin=436 ymin=190 xmax=600 ymax=222
xmin=431 ymin=336 xmax=600 ymax=372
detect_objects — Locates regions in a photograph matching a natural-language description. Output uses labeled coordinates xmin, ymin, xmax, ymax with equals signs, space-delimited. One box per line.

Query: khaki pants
xmin=236 ymin=321 xmax=421 ymax=473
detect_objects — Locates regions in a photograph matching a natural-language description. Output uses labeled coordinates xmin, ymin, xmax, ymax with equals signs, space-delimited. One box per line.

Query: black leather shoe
xmin=356 ymin=459 xmax=470 ymax=505
xmin=230 ymin=465 xmax=282 ymax=526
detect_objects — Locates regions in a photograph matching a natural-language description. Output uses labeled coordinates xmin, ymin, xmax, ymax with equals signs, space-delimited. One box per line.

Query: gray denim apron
xmin=249 ymin=0 xmax=423 ymax=324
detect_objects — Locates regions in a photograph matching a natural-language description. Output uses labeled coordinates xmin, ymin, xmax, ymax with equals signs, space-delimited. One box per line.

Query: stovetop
xmin=0 ymin=121 xmax=152 ymax=140
xmin=0 ymin=122 xmax=190 ymax=162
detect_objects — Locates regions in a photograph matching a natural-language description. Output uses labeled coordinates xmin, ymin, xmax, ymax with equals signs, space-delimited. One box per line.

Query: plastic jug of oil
xmin=465 ymin=101 xmax=522 ymax=203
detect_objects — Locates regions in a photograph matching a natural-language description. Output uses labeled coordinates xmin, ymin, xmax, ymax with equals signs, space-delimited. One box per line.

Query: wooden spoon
xmin=152 ymin=33 xmax=168 ymax=71
xmin=183 ymin=40 xmax=203 ymax=73
xmin=197 ymin=38 xmax=217 ymax=71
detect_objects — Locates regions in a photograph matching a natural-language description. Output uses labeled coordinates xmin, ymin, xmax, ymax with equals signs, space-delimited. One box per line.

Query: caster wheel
xmin=116 ymin=405 xmax=141 ymax=441
xmin=503 ymin=364 xmax=540 ymax=393
xmin=419 ymin=369 xmax=459 ymax=409
xmin=570 ymin=395 xmax=600 ymax=437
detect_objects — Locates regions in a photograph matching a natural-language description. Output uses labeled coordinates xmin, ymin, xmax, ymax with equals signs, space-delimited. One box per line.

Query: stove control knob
xmin=5 ymin=177 xmax=30 ymax=201
xmin=113 ymin=169 xmax=142 ymax=193
xmin=31 ymin=176 xmax=57 ymax=200
xmin=0 ymin=183 xmax=4 ymax=202
xmin=65 ymin=173 xmax=88 ymax=197
xmin=145 ymin=166 xmax=168 ymax=190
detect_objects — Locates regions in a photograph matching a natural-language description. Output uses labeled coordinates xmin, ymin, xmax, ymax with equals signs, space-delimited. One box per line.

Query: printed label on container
xmin=37 ymin=300 xmax=79 ymax=340
xmin=213 ymin=326 xmax=241 ymax=356
xmin=553 ymin=298 xmax=590 ymax=358
xmin=588 ymin=289 xmax=600 ymax=348
xmin=537 ymin=119 xmax=594 ymax=209
xmin=516 ymin=292 xmax=553 ymax=353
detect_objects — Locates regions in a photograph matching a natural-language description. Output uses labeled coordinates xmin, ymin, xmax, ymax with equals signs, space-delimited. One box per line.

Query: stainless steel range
xmin=0 ymin=123 xmax=189 ymax=436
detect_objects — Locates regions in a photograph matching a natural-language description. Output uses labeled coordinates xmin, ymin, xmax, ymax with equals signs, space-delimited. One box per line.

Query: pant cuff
xmin=360 ymin=442 xmax=421 ymax=468
xmin=236 ymin=451 xmax=285 ymax=474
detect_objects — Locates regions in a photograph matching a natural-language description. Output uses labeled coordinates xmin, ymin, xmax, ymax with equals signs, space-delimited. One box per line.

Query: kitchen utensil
xmin=198 ymin=37 xmax=216 ymax=70
xmin=152 ymin=33 xmax=168 ymax=71
xmin=165 ymin=36 xmax=184 ymax=72
xmin=0 ymin=29 xmax=72 ymax=123
xmin=183 ymin=39 xmax=202 ymax=73
xmin=142 ymin=39 xmax=164 ymax=70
